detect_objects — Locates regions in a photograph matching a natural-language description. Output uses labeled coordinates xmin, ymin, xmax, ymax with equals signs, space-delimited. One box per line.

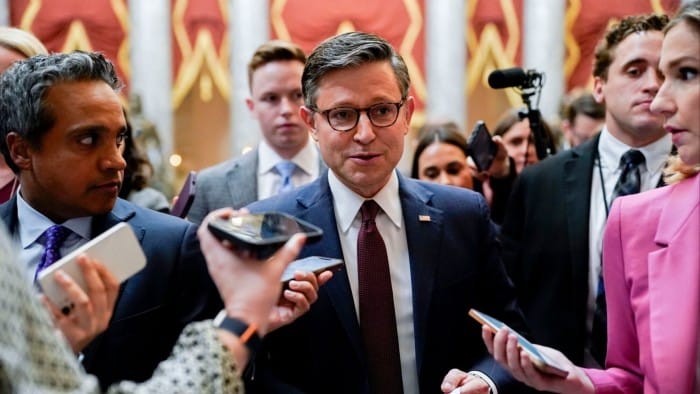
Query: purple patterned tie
xmin=34 ymin=225 xmax=72 ymax=283
xmin=357 ymin=200 xmax=403 ymax=394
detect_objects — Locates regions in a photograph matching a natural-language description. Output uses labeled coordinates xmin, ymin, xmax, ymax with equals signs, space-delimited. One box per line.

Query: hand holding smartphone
xmin=281 ymin=256 xmax=344 ymax=284
xmin=208 ymin=212 xmax=323 ymax=259
xmin=469 ymin=309 xmax=569 ymax=378
xmin=467 ymin=121 xmax=498 ymax=172
xmin=38 ymin=222 xmax=146 ymax=311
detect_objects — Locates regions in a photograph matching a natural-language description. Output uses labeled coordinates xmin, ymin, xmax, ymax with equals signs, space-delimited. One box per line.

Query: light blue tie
xmin=275 ymin=161 xmax=297 ymax=194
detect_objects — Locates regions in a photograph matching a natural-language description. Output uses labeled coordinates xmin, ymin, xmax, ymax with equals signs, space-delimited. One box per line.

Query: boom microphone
xmin=488 ymin=67 xmax=542 ymax=89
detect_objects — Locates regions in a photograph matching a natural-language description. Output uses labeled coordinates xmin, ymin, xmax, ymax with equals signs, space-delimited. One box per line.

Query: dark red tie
xmin=357 ymin=200 xmax=403 ymax=394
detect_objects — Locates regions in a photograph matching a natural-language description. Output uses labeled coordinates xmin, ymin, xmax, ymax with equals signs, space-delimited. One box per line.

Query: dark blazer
xmin=499 ymin=135 xmax=600 ymax=364
xmin=246 ymin=171 xmax=527 ymax=394
xmin=0 ymin=197 xmax=222 ymax=389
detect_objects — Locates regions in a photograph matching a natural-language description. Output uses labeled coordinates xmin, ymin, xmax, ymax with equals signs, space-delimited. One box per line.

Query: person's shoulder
xmin=198 ymin=151 xmax=257 ymax=180
xmin=403 ymin=178 xmax=486 ymax=213
xmin=115 ymin=198 xmax=193 ymax=230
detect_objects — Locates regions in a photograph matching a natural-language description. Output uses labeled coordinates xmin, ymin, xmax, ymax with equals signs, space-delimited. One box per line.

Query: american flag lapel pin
xmin=418 ymin=215 xmax=431 ymax=222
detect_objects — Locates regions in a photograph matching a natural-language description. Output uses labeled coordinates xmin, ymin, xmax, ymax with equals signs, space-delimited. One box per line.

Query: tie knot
xmin=620 ymin=149 xmax=645 ymax=168
xmin=45 ymin=225 xmax=71 ymax=247
xmin=360 ymin=200 xmax=381 ymax=222
xmin=274 ymin=160 xmax=297 ymax=177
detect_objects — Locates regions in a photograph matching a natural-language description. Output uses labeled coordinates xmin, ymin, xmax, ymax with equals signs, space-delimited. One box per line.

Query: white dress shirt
xmin=327 ymin=170 xmax=419 ymax=394
xmin=585 ymin=127 xmax=671 ymax=366
xmin=257 ymin=137 xmax=320 ymax=200
xmin=14 ymin=189 xmax=92 ymax=284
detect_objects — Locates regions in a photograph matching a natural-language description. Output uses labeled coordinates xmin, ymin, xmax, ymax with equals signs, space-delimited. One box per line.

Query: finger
xmin=79 ymin=256 xmax=105 ymax=309
xmin=288 ymin=278 xmax=318 ymax=304
xmin=291 ymin=270 xmax=320 ymax=290
xmin=269 ymin=233 xmax=306 ymax=278
xmin=40 ymin=294 xmax=63 ymax=323
xmin=52 ymin=270 xmax=88 ymax=316
xmin=440 ymin=368 xmax=469 ymax=392
xmin=316 ymin=270 xmax=334 ymax=286
xmin=282 ymin=288 xmax=310 ymax=313
xmin=491 ymin=327 xmax=510 ymax=364
xmin=456 ymin=376 xmax=490 ymax=393
xmin=481 ymin=325 xmax=495 ymax=355
xmin=92 ymin=259 xmax=120 ymax=311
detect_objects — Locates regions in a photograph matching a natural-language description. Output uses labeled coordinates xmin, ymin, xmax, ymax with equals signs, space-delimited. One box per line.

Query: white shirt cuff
xmin=467 ymin=370 xmax=497 ymax=394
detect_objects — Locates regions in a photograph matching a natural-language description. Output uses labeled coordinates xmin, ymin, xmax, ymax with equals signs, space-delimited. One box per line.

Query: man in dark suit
xmin=245 ymin=32 xmax=527 ymax=394
xmin=0 ymin=51 xmax=324 ymax=389
xmin=0 ymin=51 xmax=223 ymax=389
xmin=499 ymin=14 xmax=673 ymax=367
xmin=188 ymin=40 xmax=326 ymax=224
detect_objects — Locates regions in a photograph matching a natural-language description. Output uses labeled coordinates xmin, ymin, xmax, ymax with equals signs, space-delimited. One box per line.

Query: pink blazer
xmin=586 ymin=173 xmax=699 ymax=393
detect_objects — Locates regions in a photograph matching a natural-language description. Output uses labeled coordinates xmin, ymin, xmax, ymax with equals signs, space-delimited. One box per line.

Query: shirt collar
xmin=328 ymin=170 xmax=402 ymax=233
xmin=598 ymin=126 xmax=672 ymax=173
xmin=258 ymin=136 xmax=317 ymax=176
xmin=16 ymin=188 xmax=92 ymax=249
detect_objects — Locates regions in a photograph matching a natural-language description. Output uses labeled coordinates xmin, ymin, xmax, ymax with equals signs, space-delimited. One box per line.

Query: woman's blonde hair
xmin=0 ymin=27 xmax=48 ymax=58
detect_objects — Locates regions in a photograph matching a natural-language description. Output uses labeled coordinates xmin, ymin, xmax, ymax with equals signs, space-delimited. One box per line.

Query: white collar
xmin=597 ymin=126 xmax=672 ymax=173
xmin=328 ymin=170 xmax=403 ymax=233
xmin=258 ymin=137 xmax=317 ymax=176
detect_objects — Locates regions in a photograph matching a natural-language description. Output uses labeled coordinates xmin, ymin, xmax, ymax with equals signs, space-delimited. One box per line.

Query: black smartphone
xmin=281 ymin=256 xmax=344 ymax=284
xmin=171 ymin=171 xmax=196 ymax=218
xmin=467 ymin=121 xmax=498 ymax=172
xmin=208 ymin=212 xmax=323 ymax=259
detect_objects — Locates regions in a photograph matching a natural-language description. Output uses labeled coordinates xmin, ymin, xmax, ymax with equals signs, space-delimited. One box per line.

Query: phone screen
xmin=208 ymin=212 xmax=323 ymax=259
xmin=467 ymin=121 xmax=498 ymax=172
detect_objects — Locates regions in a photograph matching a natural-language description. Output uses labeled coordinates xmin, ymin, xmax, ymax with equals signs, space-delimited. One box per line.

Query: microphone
xmin=488 ymin=67 xmax=542 ymax=89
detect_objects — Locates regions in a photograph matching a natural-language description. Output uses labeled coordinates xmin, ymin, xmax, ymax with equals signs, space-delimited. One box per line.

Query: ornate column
xmin=523 ymin=0 xmax=565 ymax=122
xmin=128 ymin=0 xmax=173 ymax=157
xmin=0 ymin=0 xmax=9 ymax=26
xmin=425 ymin=0 xmax=467 ymax=129
xmin=229 ymin=0 xmax=269 ymax=156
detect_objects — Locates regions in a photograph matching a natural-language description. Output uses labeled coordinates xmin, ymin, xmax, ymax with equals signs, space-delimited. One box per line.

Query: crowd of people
xmin=0 ymin=2 xmax=698 ymax=393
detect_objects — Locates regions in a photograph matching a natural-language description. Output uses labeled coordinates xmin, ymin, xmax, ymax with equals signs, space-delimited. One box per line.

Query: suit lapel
xmin=564 ymin=136 xmax=598 ymax=295
xmin=397 ymin=174 xmax=442 ymax=374
xmin=293 ymin=175 xmax=365 ymax=362
xmin=226 ymin=150 xmax=258 ymax=206
xmin=648 ymin=175 xmax=699 ymax=393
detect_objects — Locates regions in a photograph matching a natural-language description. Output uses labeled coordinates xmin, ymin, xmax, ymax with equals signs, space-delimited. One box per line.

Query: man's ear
xmin=6 ymin=132 xmax=32 ymax=171
xmin=300 ymin=106 xmax=319 ymax=141
xmin=592 ymin=76 xmax=605 ymax=104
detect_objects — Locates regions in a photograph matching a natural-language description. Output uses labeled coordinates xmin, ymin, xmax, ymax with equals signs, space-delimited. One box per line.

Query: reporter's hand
xmin=267 ymin=269 xmax=334 ymax=332
xmin=197 ymin=208 xmax=306 ymax=336
xmin=440 ymin=369 xmax=490 ymax=393
xmin=482 ymin=326 xmax=594 ymax=394
xmin=40 ymin=255 xmax=119 ymax=353
xmin=485 ymin=135 xmax=510 ymax=179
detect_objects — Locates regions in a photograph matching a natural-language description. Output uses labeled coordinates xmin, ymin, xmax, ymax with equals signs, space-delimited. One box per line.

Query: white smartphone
xmin=38 ymin=222 xmax=146 ymax=312
xmin=281 ymin=256 xmax=344 ymax=284
xmin=469 ymin=308 xmax=570 ymax=378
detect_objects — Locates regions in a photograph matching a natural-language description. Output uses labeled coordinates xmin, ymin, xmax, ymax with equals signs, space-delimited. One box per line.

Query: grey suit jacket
xmin=188 ymin=147 xmax=327 ymax=224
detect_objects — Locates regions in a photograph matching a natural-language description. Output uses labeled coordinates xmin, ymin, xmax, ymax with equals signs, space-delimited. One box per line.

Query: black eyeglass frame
xmin=309 ymin=99 xmax=406 ymax=132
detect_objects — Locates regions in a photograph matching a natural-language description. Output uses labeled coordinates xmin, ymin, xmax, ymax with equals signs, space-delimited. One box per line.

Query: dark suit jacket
xmin=245 ymin=171 xmax=527 ymax=394
xmin=499 ymin=135 xmax=600 ymax=364
xmin=0 ymin=197 xmax=222 ymax=389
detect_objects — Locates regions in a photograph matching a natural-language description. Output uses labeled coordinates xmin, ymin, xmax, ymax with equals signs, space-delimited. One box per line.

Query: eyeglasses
xmin=312 ymin=100 xmax=405 ymax=132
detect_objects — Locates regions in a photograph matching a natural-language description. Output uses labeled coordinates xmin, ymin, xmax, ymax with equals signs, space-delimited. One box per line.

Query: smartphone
xmin=38 ymin=222 xmax=147 ymax=312
xmin=468 ymin=309 xmax=569 ymax=378
xmin=281 ymin=256 xmax=344 ymax=284
xmin=467 ymin=121 xmax=498 ymax=172
xmin=171 ymin=171 xmax=196 ymax=218
xmin=208 ymin=212 xmax=323 ymax=259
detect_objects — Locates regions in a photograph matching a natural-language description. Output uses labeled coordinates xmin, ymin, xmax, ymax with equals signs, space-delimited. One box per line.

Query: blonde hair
xmin=0 ymin=27 xmax=48 ymax=58
xmin=663 ymin=155 xmax=700 ymax=184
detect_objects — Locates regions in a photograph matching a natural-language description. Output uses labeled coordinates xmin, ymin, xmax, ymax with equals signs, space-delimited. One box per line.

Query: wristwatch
xmin=213 ymin=310 xmax=262 ymax=356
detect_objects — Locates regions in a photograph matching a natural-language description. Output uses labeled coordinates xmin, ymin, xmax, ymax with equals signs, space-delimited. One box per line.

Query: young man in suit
xmin=499 ymin=14 xmax=673 ymax=368
xmin=245 ymin=31 xmax=528 ymax=394
xmin=188 ymin=40 xmax=326 ymax=224
xmin=0 ymin=51 xmax=320 ymax=389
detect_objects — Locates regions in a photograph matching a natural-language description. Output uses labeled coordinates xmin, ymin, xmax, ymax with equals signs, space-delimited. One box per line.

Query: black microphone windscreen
xmin=488 ymin=67 xmax=527 ymax=89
